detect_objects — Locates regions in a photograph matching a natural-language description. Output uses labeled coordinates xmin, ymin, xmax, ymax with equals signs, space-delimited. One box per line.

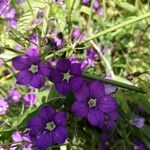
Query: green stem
xmin=83 ymin=73 xmax=146 ymax=94
xmin=79 ymin=12 xmax=150 ymax=44
xmin=26 ymin=0 xmax=34 ymax=18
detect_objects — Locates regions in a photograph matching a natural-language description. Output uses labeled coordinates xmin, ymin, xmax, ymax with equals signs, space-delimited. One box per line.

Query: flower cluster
xmin=0 ymin=0 xmax=17 ymax=28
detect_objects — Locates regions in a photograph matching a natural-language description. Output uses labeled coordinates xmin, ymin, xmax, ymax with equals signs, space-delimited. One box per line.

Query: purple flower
xmin=29 ymin=33 xmax=38 ymax=43
xmin=23 ymin=93 xmax=37 ymax=107
xmin=0 ymin=99 xmax=9 ymax=115
xmin=99 ymin=133 xmax=113 ymax=150
xmin=104 ymin=84 xmax=117 ymax=95
xmin=16 ymin=0 xmax=26 ymax=4
xmin=12 ymin=47 xmax=51 ymax=88
xmin=71 ymin=27 xmax=83 ymax=41
xmin=49 ymin=59 xmax=84 ymax=95
xmin=131 ymin=140 xmax=147 ymax=150
xmin=28 ymin=106 xmax=68 ymax=150
xmin=72 ymin=80 xmax=118 ymax=127
xmin=0 ymin=59 xmax=4 ymax=66
xmin=82 ymin=0 xmax=90 ymax=5
xmin=97 ymin=8 xmax=104 ymax=16
xmin=8 ymin=89 xmax=21 ymax=103
xmin=93 ymin=0 xmax=99 ymax=10
xmin=11 ymin=131 xmax=31 ymax=150
xmin=130 ymin=115 xmax=145 ymax=128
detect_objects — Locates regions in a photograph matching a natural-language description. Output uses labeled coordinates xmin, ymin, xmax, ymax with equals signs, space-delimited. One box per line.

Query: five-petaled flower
xmin=49 ymin=58 xmax=84 ymax=95
xmin=72 ymin=80 xmax=118 ymax=128
xmin=27 ymin=106 xmax=68 ymax=150
xmin=12 ymin=47 xmax=51 ymax=88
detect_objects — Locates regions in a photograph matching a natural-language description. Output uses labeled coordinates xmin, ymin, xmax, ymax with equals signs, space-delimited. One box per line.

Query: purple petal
xmin=26 ymin=47 xmax=39 ymax=58
xmin=71 ymin=100 xmax=88 ymax=118
xmin=89 ymin=80 xmax=105 ymax=98
xmin=87 ymin=109 xmax=104 ymax=126
xmin=56 ymin=59 xmax=71 ymax=73
xmin=38 ymin=106 xmax=56 ymax=123
xmin=38 ymin=61 xmax=51 ymax=76
xmin=16 ymin=70 xmax=32 ymax=85
xmin=70 ymin=76 xmax=85 ymax=91
xmin=70 ymin=63 xmax=82 ymax=75
xmin=53 ymin=127 xmax=68 ymax=144
xmin=12 ymin=55 xmax=31 ymax=70
xmin=54 ymin=112 xmax=67 ymax=126
xmin=28 ymin=117 xmax=45 ymax=135
xmin=12 ymin=131 xmax=23 ymax=142
xmin=30 ymin=73 xmax=45 ymax=88
xmin=99 ymin=96 xmax=117 ymax=113
xmin=110 ymin=110 xmax=119 ymax=120
xmin=49 ymin=69 xmax=63 ymax=83
xmin=74 ymin=83 xmax=90 ymax=101
xmin=36 ymin=132 xmax=53 ymax=150
xmin=55 ymin=81 xmax=71 ymax=95
xmin=104 ymin=84 xmax=117 ymax=95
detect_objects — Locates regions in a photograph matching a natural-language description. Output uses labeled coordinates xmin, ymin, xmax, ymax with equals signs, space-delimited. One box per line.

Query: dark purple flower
xmin=28 ymin=106 xmax=68 ymax=150
xmin=29 ymin=33 xmax=38 ymax=43
xmin=130 ymin=115 xmax=145 ymax=128
xmin=99 ymin=133 xmax=113 ymax=150
xmin=72 ymin=80 xmax=118 ymax=127
xmin=23 ymin=93 xmax=37 ymax=107
xmin=49 ymin=59 xmax=84 ymax=95
xmin=131 ymin=140 xmax=147 ymax=150
xmin=0 ymin=99 xmax=9 ymax=115
xmin=8 ymin=89 xmax=21 ymax=103
xmin=12 ymin=47 xmax=51 ymax=88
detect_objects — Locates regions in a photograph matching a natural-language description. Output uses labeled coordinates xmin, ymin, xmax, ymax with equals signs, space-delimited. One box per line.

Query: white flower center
xmin=45 ymin=121 xmax=56 ymax=131
xmin=29 ymin=65 xmax=38 ymax=73
xmin=88 ymin=98 xmax=97 ymax=108
xmin=62 ymin=71 xmax=72 ymax=82
xmin=134 ymin=145 xmax=139 ymax=150
xmin=0 ymin=106 xmax=3 ymax=112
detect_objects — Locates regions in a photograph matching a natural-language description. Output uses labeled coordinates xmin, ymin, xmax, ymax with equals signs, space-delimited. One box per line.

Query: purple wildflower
xmin=12 ymin=47 xmax=51 ymax=88
xmin=104 ymin=84 xmax=117 ymax=95
xmin=16 ymin=0 xmax=26 ymax=4
xmin=27 ymin=106 xmax=68 ymax=150
xmin=130 ymin=115 xmax=145 ymax=128
xmin=8 ymin=89 xmax=21 ymax=103
xmin=99 ymin=133 xmax=113 ymax=150
xmin=82 ymin=0 xmax=90 ymax=5
xmin=11 ymin=131 xmax=31 ymax=150
xmin=93 ymin=0 xmax=99 ymax=10
xmin=0 ymin=0 xmax=17 ymax=28
xmin=131 ymin=140 xmax=147 ymax=150
xmin=29 ymin=33 xmax=38 ymax=43
xmin=72 ymin=80 xmax=118 ymax=127
xmin=0 ymin=99 xmax=9 ymax=115
xmin=97 ymin=8 xmax=104 ymax=16
xmin=49 ymin=59 xmax=84 ymax=95
xmin=71 ymin=27 xmax=83 ymax=41
xmin=0 ymin=59 xmax=4 ymax=66
xmin=23 ymin=93 xmax=37 ymax=107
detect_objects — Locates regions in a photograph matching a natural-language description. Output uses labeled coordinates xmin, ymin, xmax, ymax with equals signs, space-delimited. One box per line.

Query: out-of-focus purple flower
xmin=23 ymin=93 xmax=37 ymax=107
xmin=28 ymin=106 xmax=68 ymax=150
xmin=0 ymin=145 xmax=6 ymax=150
xmin=97 ymin=8 xmax=104 ymax=16
xmin=0 ymin=99 xmax=9 ymax=115
xmin=93 ymin=0 xmax=99 ymax=10
xmin=0 ymin=59 xmax=4 ymax=66
xmin=99 ymin=133 xmax=113 ymax=150
xmin=130 ymin=115 xmax=145 ymax=128
xmin=49 ymin=59 xmax=84 ymax=95
xmin=12 ymin=131 xmax=23 ymax=143
xmin=12 ymin=47 xmax=51 ymax=88
xmin=0 ymin=0 xmax=17 ymax=28
xmin=131 ymin=140 xmax=147 ymax=150
xmin=82 ymin=0 xmax=90 ymax=5
xmin=72 ymin=80 xmax=118 ymax=127
xmin=71 ymin=27 xmax=84 ymax=41
xmin=11 ymin=131 xmax=31 ymax=150
xmin=8 ymin=89 xmax=21 ymax=103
